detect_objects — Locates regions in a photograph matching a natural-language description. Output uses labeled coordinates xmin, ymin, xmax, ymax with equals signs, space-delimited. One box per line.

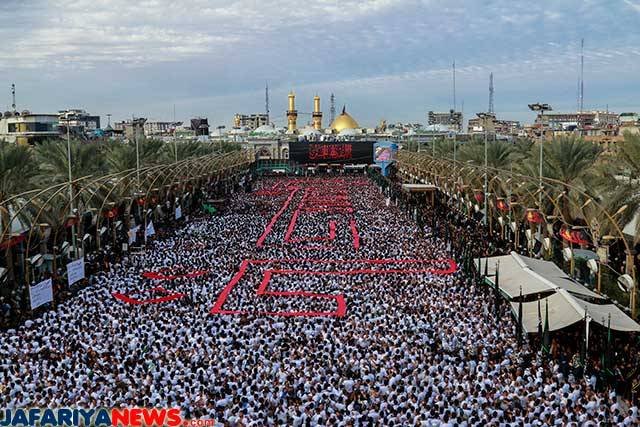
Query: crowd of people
xmin=1 ymin=174 xmax=639 ymax=426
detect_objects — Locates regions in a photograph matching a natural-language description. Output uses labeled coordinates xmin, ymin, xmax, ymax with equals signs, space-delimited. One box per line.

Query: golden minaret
xmin=286 ymin=92 xmax=298 ymax=132
xmin=312 ymin=95 xmax=323 ymax=130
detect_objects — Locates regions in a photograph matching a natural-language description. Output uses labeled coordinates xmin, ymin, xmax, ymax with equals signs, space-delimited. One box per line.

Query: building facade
xmin=58 ymin=109 xmax=100 ymax=135
xmin=535 ymin=111 xmax=619 ymax=135
xmin=428 ymin=110 xmax=463 ymax=132
xmin=233 ymin=114 xmax=268 ymax=130
xmin=144 ymin=121 xmax=182 ymax=136
xmin=0 ymin=111 xmax=59 ymax=145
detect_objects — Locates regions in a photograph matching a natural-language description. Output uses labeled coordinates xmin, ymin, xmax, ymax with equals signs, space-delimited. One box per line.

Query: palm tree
xmin=0 ymin=141 xmax=40 ymax=283
xmin=600 ymin=132 xmax=640 ymax=243
xmin=518 ymin=136 xmax=602 ymax=221
xmin=459 ymin=139 xmax=515 ymax=169
xmin=35 ymin=139 xmax=106 ymax=185
xmin=0 ymin=141 xmax=39 ymax=201
xmin=104 ymin=138 xmax=165 ymax=173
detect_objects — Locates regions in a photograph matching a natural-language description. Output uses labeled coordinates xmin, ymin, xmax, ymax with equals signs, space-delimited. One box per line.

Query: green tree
xmin=459 ymin=139 xmax=515 ymax=169
xmin=519 ymin=136 xmax=602 ymax=221
xmin=35 ymin=139 xmax=106 ymax=185
xmin=104 ymin=138 xmax=165 ymax=173
xmin=0 ymin=141 xmax=39 ymax=201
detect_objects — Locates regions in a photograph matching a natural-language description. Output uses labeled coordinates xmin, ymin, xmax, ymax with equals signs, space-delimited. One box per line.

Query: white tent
xmin=477 ymin=252 xmax=604 ymax=300
xmin=480 ymin=252 xmax=640 ymax=333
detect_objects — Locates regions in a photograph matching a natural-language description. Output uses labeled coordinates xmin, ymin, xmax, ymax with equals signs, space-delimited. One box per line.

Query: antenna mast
xmin=580 ymin=38 xmax=584 ymax=113
xmin=11 ymin=83 xmax=16 ymax=112
xmin=488 ymin=72 xmax=494 ymax=114
xmin=330 ymin=93 xmax=336 ymax=124
xmin=452 ymin=61 xmax=457 ymax=112
xmin=265 ymin=82 xmax=270 ymax=122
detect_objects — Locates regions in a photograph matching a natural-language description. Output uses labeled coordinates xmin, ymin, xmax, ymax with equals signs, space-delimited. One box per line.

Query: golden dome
xmin=330 ymin=106 xmax=360 ymax=132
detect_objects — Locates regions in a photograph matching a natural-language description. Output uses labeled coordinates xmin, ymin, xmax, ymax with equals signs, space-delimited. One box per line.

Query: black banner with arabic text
xmin=289 ymin=142 xmax=374 ymax=164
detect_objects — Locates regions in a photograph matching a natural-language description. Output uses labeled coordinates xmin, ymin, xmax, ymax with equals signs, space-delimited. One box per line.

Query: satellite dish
xmin=562 ymin=247 xmax=573 ymax=261
xmin=617 ymin=274 xmax=635 ymax=293
xmin=586 ymin=259 xmax=598 ymax=273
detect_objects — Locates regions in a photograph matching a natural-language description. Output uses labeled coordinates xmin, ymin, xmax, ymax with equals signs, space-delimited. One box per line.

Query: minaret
xmin=312 ymin=95 xmax=322 ymax=130
xmin=286 ymin=92 xmax=298 ymax=132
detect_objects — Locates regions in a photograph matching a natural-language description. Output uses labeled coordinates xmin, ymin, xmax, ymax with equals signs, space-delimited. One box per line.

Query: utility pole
xmin=11 ymin=83 xmax=16 ymax=112
xmin=173 ymin=105 xmax=178 ymax=164
xmin=65 ymin=115 xmax=78 ymax=259
xmin=265 ymin=82 xmax=270 ymax=123
xmin=476 ymin=112 xmax=491 ymax=226
xmin=488 ymin=73 xmax=494 ymax=114
xmin=134 ymin=115 xmax=140 ymax=190
xmin=452 ymin=61 xmax=457 ymax=112
xmin=330 ymin=93 xmax=336 ymax=124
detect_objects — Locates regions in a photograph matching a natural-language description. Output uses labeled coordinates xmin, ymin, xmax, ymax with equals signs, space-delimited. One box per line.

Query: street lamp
xmin=529 ymin=103 xmax=552 ymax=255
xmin=63 ymin=115 xmax=78 ymax=259
xmin=477 ymin=112 xmax=494 ymax=226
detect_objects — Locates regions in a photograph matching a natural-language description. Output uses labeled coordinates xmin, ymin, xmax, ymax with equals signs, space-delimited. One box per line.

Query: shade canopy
xmin=482 ymin=252 xmax=640 ymax=333
xmin=477 ymin=252 xmax=604 ymax=300
xmin=401 ymin=184 xmax=438 ymax=193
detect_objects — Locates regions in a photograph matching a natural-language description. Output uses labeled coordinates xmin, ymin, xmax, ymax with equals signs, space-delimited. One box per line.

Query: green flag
xmin=601 ymin=315 xmax=612 ymax=375
xmin=517 ymin=287 xmax=523 ymax=347
xmin=542 ymin=299 xmax=551 ymax=355
xmin=494 ymin=261 xmax=500 ymax=320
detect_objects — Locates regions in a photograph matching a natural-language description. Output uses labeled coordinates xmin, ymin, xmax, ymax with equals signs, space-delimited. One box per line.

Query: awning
xmin=510 ymin=290 xmax=584 ymax=332
xmin=478 ymin=252 xmax=604 ymax=300
xmin=485 ymin=252 xmax=640 ymax=333
xmin=401 ymin=184 xmax=438 ymax=193
xmin=582 ymin=300 xmax=640 ymax=332
xmin=477 ymin=254 xmax=554 ymax=298
xmin=510 ymin=291 xmax=640 ymax=333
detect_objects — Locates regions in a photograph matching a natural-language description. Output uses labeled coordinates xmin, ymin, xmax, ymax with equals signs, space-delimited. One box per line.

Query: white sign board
xmin=66 ymin=257 xmax=85 ymax=286
xmin=30 ymin=278 xmax=53 ymax=309
xmin=145 ymin=221 xmax=155 ymax=238
xmin=175 ymin=206 xmax=182 ymax=220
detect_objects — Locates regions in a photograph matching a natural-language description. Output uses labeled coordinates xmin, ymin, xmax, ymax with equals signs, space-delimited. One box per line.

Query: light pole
xmin=64 ymin=116 xmax=78 ymax=259
xmin=477 ymin=112 xmax=492 ymax=226
xmin=528 ymin=103 xmax=552 ymax=209
xmin=217 ymin=125 xmax=226 ymax=152
xmin=528 ymin=103 xmax=552 ymax=256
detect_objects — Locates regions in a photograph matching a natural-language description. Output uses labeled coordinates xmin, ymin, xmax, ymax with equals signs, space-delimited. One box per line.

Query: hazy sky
xmin=1 ymin=0 xmax=639 ymax=128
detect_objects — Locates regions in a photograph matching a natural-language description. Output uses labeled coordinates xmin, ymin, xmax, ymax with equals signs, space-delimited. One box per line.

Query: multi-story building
xmin=143 ymin=121 xmax=182 ymax=136
xmin=0 ymin=111 xmax=59 ymax=145
xmin=58 ymin=109 xmax=100 ymax=136
xmin=114 ymin=118 xmax=147 ymax=141
xmin=190 ymin=118 xmax=210 ymax=136
xmin=427 ymin=110 xmax=463 ymax=132
xmin=234 ymin=114 xmax=269 ymax=130
xmin=468 ymin=116 xmax=521 ymax=136
xmin=619 ymin=112 xmax=639 ymax=135
xmin=535 ymin=111 xmax=618 ymax=135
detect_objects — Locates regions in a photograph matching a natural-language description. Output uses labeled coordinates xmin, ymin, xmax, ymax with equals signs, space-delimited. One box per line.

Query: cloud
xmin=1 ymin=0 xmax=638 ymax=124
xmin=623 ymin=0 xmax=640 ymax=12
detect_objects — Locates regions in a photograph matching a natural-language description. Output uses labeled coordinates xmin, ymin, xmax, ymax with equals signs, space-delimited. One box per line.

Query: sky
xmin=1 ymin=0 xmax=639 ymax=128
